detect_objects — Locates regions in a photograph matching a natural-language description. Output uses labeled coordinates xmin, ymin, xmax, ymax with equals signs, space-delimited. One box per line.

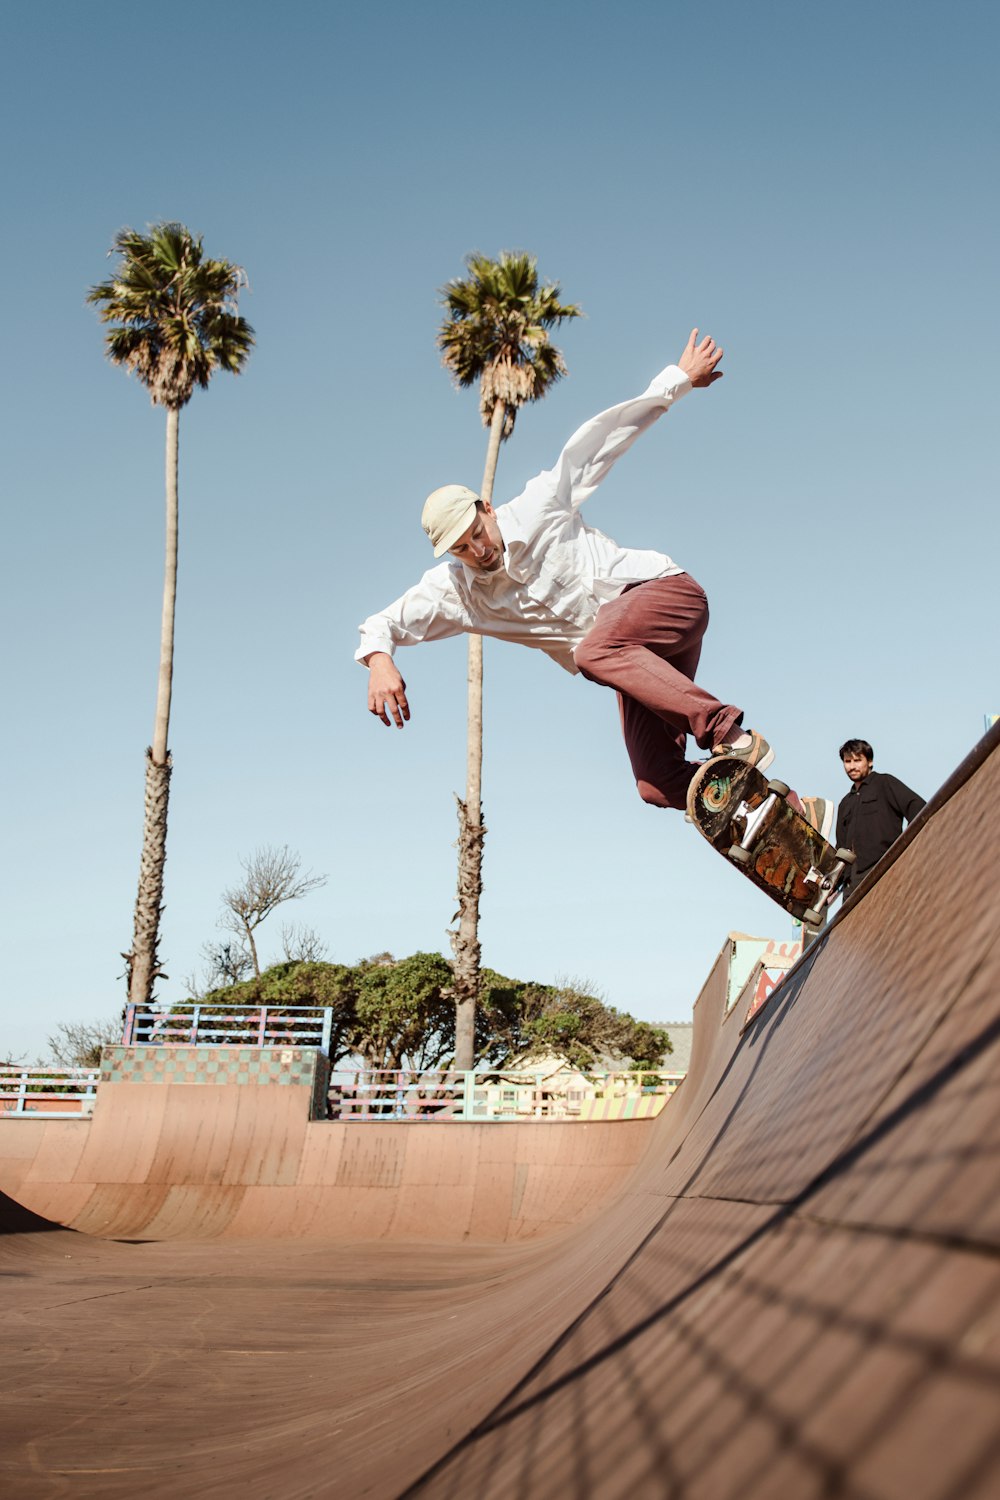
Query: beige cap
xmin=422 ymin=484 xmax=480 ymax=557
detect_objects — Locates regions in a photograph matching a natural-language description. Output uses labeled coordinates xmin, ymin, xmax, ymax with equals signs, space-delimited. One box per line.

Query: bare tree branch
xmin=281 ymin=924 xmax=328 ymax=963
xmin=184 ymin=939 xmax=256 ymax=999
xmin=220 ymin=845 xmax=327 ymax=976
xmin=45 ymin=1018 xmax=122 ymax=1069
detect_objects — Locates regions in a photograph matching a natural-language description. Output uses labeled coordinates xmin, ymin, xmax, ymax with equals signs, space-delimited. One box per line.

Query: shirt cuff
xmin=643 ymin=364 xmax=692 ymax=402
xmin=355 ymin=632 xmax=395 ymax=666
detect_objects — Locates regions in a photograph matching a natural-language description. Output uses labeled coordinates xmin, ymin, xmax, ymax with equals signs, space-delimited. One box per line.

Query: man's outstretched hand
xmin=678 ymin=328 xmax=724 ymax=387
xmin=367 ymin=652 xmax=410 ymax=728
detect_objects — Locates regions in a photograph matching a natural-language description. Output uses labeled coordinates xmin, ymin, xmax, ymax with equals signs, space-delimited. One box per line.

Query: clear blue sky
xmin=2 ymin=0 xmax=997 ymax=1060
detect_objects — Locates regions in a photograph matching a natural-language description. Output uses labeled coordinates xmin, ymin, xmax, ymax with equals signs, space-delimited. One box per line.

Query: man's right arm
xmin=356 ymin=566 xmax=469 ymax=729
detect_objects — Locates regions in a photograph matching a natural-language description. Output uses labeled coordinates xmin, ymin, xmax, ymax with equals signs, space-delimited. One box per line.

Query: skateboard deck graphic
xmin=686 ymin=756 xmax=853 ymax=928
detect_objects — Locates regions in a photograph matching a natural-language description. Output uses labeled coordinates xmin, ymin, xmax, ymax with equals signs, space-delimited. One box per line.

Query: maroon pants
xmin=575 ymin=574 xmax=743 ymax=811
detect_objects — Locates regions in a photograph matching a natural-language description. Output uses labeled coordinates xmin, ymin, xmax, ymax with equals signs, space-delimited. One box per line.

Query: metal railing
xmin=328 ymin=1068 xmax=682 ymax=1121
xmin=123 ymin=1003 xmax=334 ymax=1054
xmin=0 ymin=1066 xmax=100 ymax=1117
xmin=4 ymin=1012 xmax=684 ymax=1126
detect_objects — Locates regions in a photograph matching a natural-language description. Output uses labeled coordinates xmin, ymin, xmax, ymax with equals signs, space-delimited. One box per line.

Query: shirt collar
xmin=459 ymin=506 xmax=514 ymax=588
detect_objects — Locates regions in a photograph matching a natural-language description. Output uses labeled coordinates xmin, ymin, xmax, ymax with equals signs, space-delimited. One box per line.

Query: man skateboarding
xmin=836 ymin=739 xmax=925 ymax=891
xmin=358 ymin=330 xmax=783 ymax=813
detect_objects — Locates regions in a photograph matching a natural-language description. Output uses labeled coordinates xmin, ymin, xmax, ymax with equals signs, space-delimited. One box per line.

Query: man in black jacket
xmin=836 ymin=738 xmax=925 ymax=892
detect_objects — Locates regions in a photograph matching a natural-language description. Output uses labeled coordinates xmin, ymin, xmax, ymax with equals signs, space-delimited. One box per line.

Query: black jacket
xmin=836 ymin=770 xmax=925 ymax=885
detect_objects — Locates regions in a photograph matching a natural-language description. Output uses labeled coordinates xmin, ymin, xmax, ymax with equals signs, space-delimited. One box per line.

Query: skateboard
xmin=686 ymin=756 xmax=855 ymax=929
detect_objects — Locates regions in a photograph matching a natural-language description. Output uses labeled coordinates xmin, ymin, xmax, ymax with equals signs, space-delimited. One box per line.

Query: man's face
xmin=449 ymin=502 xmax=505 ymax=572
xmin=842 ymin=752 xmax=873 ymax=783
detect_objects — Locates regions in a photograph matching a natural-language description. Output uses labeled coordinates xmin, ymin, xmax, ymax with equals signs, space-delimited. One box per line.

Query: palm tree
xmin=88 ymin=222 xmax=254 ymax=1010
xmin=437 ymin=251 xmax=581 ymax=1070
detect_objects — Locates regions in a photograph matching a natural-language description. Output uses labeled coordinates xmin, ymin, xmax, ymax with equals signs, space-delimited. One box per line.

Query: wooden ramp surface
xmin=0 ymin=1089 xmax=655 ymax=1243
xmin=2 ymin=726 xmax=999 ymax=1500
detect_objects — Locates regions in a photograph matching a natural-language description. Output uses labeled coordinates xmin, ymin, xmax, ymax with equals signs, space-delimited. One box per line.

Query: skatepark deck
xmin=2 ymin=723 xmax=999 ymax=1499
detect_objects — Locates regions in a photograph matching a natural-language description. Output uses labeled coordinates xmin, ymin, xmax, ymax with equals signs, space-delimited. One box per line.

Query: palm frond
xmin=437 ymin=250 xmax=581 ymax=433
xmin=88 ymin=221 xmax=254 ymax=408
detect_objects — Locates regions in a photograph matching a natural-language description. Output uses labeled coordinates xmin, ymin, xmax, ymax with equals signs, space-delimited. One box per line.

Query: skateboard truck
xmin=726 ymin=779 xmax=790 ymax=868
xmin=802 ymin=849 xmax=855 ymax=927
xmin=727 ymin=781 xmax=856 ymax=928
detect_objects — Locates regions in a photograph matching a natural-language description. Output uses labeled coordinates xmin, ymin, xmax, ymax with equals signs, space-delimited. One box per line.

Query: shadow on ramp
xmin=0 ymin=1188 xmax=62 ymax=1235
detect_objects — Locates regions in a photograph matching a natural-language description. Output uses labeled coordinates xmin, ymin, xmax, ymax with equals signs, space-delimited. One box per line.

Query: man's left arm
xmin=548 ymin=330 xmax=724 ymax=509
xmin=886 ymin=775 xmax=926 ymax=824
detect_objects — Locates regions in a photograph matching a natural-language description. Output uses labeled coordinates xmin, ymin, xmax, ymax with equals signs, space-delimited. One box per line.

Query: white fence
xmin=329 ymin=1067 xmax=683 ymax=1121
xmin=0 ymin=1058 xmax=684 ymax=1125
xmin=0 ymin=1067 xmax=100 ymax=1117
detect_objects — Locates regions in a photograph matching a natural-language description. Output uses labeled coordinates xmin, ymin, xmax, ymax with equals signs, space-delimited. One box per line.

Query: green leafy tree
xmin=88 ymin=223 xmax=254 ymax=1009
xmin=474 ymin=966 xmax=539 ymax=1064
xmin=354 ymin=952 xmax=456 ymax=1071
xmin=437 ymin=252 xmax=581 ymax=1070
xmin=196 ymin=953 xmax=456 ymax=1070
xmin=519 ymin=987 xmax=671 ymax=1070
xmin=175 ymin=953 xmax=668 ymax=1075
xmin=481 ymin=974 xmax=672 ymax=1070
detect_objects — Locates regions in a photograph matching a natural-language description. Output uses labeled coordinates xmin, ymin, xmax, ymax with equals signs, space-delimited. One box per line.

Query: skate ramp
xmin=2 ymin=726 xmax=999 ymax=1500
xmin=405 ymin=726 xmax=1000 ymax=1498
xmin=0 ymin=1081 xmax=657 ymax=1241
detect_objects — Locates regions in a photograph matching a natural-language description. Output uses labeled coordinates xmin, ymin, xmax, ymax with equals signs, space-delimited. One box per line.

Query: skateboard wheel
xmin=728 ymin=845 xmax=753 ymax=867
xmin=835 ymin=848 xmax=856 ymax=864
xmin=766 ymin=779 xmax=790 ymax=797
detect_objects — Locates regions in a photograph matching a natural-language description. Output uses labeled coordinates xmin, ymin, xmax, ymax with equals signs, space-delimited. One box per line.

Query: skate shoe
xmin=796 ymin=795 xmax=835 ymax=841
xmin=710 ymin=728 xmax=774 ymax=773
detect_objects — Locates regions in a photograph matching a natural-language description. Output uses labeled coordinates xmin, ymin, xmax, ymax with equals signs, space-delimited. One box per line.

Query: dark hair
xmin=839 ymin=738 xmax=874 ymax=762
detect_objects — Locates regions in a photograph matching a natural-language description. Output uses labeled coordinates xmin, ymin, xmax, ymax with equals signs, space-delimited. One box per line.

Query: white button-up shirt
xmin=356 ymin=364 xmax=691 ymax=675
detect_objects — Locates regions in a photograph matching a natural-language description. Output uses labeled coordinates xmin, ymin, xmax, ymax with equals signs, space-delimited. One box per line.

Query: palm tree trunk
xmin=125 ymin=406 xmax=179 ymax=1008
xmin=451 ymin=400 xmax=507 ymax=1070
xmin=478 ymin=400 xmax=506 ymax=507
xmin=151 ymin=407 xmax=178 ymax=765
